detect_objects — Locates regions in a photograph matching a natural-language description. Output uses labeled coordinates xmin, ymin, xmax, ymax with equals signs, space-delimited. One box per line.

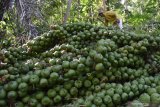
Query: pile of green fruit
xmin=0 ymin=23 xmax=160 ymax=107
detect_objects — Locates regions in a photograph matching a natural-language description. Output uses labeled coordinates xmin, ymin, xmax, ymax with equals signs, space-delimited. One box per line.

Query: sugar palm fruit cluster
xmin=1 ymin=23 xmax=160 ymax=107
xmin=64 ymin=75 xmax=160 ymax=107
xmin=2 ymin=27 xmax=67 ymax=65
xmin=127 ymin=76 xmax=160 ymax=106
xmin=138 ymin=86 xmax=160 ymax=105
xmin=26 ymin=27 xmax=67 ymax=53
xmin=147 ymin=51 xmax=160 ymax=73
xmin=2 ymin=46 xmax=29 ymax=64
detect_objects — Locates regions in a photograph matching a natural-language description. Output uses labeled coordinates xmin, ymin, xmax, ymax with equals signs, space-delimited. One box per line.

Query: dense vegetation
xmin=0 ymin=0 xmax=160 ymax=107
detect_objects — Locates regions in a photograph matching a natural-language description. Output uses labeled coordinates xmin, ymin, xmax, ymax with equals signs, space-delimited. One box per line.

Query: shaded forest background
xmin=0 ymin=0 xmax=160 ymax=47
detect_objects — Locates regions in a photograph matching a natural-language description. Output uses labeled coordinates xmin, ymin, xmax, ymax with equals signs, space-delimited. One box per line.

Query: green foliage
xmin=0 ymin=21 xmax=15 ymax=49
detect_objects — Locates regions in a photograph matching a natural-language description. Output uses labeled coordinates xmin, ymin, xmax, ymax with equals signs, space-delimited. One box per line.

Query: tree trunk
xmin=61 ymin=0 xmax=64 ymax=23
xmin=0 ymin=0 xmax=11 ymax=21
xmin=158 ymin=0 xmax=160 ymax=15
xmin=106 ymin=0 xmax=110 ymax=11
xmin=102 ymin=0 xmax=109 ymax=11
xmin=102 ymin=0 xmax=106 ymax=10
xmin=63 ymin=0 xmax=72 ymax=25
xmin=78 ymin=0 xmax=80 ymax=19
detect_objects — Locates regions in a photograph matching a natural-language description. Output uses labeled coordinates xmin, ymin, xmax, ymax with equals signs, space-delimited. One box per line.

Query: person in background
xmin=98 ymin=8 xmax=123 ymax=29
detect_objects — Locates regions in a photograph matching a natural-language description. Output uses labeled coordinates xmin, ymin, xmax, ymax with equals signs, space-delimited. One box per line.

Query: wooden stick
xmin=97 ymin=17 xmax=106 ymax=25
